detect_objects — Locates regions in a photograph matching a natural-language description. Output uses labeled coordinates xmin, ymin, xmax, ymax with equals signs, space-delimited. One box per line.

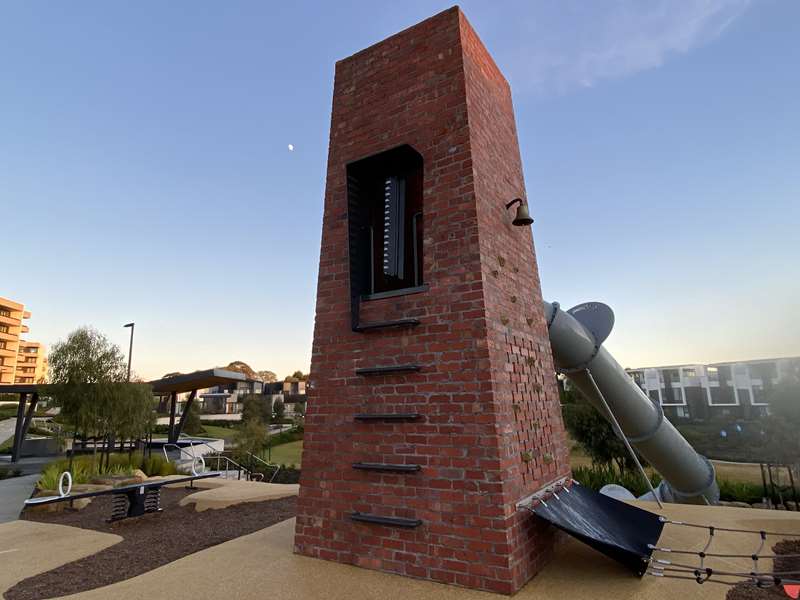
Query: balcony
xmin=0 ymin=331 xmax=17 ymax=342
xmin=0 ymin=315 xmax=19 ymax=327
xmin=0 ymin=348 xmax=16 ymax=358
xmin=21 ymin=325 xmax=29 ymax=334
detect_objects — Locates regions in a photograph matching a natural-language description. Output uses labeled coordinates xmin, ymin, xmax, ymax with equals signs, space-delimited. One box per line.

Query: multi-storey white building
xmin=626 ymin=357 xmax=799 ymax=422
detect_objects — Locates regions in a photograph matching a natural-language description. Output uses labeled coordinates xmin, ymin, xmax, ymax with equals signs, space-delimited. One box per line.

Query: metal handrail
xmin=246 ymin=452 xmax=282 ymax=483
xmin=162 ymin=440 xmax=263 ymax=482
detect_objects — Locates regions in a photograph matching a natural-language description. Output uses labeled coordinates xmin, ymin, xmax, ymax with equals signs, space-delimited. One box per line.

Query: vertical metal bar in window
xmin=382 ymin=176 xmax=405 ymax=279
xmin=369 ymin=226 xmax=374 ymax=294
xmin=412 ymin=212 xmax=421 ymax=286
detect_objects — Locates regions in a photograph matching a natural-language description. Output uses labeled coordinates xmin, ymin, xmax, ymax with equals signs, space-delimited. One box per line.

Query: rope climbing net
xmin=647 ymin=516 xmax=800 ymax=590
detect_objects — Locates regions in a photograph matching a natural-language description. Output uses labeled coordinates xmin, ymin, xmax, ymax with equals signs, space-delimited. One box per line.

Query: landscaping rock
xmin=89 ymin=475 xmax=142 ymax=487
xmin=719 ymin=501 xmax=751 ymax=509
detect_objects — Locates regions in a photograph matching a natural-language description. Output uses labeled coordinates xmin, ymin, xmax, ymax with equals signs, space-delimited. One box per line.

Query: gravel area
xmin=726 ymin=540 xmax=800 ymax=600
xmin=7 ymin=486 xmax=296 ymax=600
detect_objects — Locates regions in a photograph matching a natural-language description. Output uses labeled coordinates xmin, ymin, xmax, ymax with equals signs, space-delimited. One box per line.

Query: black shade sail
xmin=530 ymin=483 xmax=664 ymax=576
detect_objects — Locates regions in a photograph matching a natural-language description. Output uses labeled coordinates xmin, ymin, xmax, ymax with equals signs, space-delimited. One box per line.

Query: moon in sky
xmin=288 ymin=144 xmax=294 ymax=151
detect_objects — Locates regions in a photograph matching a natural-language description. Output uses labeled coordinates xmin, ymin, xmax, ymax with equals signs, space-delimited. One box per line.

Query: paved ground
xmin=0 ymin=474 xmax=40 ymax=523
xmin=7 ymin=501 xmax=788 ymax=600
xmin=0 ymin=456 xmax=54 ymax=477
xmin=178 ymin=480 xmax=299 ymax=511
xmin=0 ymin=417 xmax=18 ymax=445
xmin=0 ymin=521 xmax=120 ymax=597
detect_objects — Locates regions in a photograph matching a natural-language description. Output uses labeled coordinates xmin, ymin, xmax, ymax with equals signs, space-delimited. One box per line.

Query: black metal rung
xmin=350 ymin=512 xmax=422 ymax=528
xmin=354 ymin=413 xmax=422 ymax=422
xmin=352 ymin=462 xmax=421 ymax=473
xmin=353 ymin=318 xmax=420 ymax=332
xmin=356 ymin=364 xmax=421 ymax=376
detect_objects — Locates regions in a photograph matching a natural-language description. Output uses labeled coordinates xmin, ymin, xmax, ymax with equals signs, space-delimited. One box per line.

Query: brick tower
xmin=294 ymin=7 xmax=570 ymax=595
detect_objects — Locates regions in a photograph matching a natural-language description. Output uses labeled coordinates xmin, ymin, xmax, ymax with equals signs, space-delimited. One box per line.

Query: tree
xmin=224 ymin=361 xmax=258 ymax=380
xmin=766 ymin=378 xmax=800 ymax=423
xmin=285 ymin=370 xmax=308 ymax=382
xmin=762 ymin=378 xmax=800 ymax=472
xmin=560 ymin=387 xmax=639 ymax=473
xmin=48 ymin=327 xmax=153 ymax=469
xmin=233 ymin=417 xmax=268 ymax=464
xmin=181 ymin=400 xmax=203 ymax=436
xmin=49 ymin=327 xmax=127 ymax=386
xmin=241 ymin=394 xmax=272 ymax=425
xmin=273 ymin=399 xmax=286 ymax=422
xmin=257 ymin=370 xmax=277 ymax=383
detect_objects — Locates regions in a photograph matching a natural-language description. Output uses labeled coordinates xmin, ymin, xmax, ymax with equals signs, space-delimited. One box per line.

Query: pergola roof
xmin=148 ymin=368 xmax=246 ymax=394
xmin=0 ymin=384 xmax=48 ymax=395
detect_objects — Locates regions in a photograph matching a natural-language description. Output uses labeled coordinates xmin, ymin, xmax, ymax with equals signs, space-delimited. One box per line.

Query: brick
xmin=294 ymin=6 xmax=570 ymax=596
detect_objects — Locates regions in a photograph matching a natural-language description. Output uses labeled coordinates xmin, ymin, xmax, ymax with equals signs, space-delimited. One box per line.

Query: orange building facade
xmin=0 ymin=296 xmax=48 ymax=385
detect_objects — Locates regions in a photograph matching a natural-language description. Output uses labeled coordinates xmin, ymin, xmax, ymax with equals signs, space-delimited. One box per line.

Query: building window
xmin=0 ymin=341 xmax=6 ymax=349
xmin=676 ymin=406 xmax=689 ymax=418
xmin=648 ymin=390 xmax=660 ymax=403
xmin=0 ymin=325 xmax=8 ymax=334
xmin=661 ymin=386 xmax=685 ymax=406
xmin=0 ymin=309 xmax=9 ymax=317
xmin=683 ymin=368 xmax=696 ymax=377
xmin=709 ymin=386 xmax=737 ymax=406
xmin=707 ymin=367 xmax=719 ymax=382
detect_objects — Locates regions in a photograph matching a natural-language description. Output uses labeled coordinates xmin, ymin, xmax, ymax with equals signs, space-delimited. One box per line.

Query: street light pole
xmin=124 ymin=322 xmax=135 ymax=382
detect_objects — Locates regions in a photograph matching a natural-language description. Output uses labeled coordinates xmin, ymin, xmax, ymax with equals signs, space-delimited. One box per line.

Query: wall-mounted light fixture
xmin=505 ymin=198 xmax=534 ymax=227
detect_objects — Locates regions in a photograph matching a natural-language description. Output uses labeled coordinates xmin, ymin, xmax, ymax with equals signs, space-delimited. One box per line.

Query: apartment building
xmin=16 ymin=341 xmax=48 ymax=384
xmin=626 ymin=356 xmax=800 ymax=422
xmin=0 ymin=296 xmax=48 ymax=385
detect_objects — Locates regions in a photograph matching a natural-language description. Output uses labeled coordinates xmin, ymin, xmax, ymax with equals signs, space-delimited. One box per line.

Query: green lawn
xmin=200 ymin=425 xmax=239 ymax=441
xmin=262 ymin=440 xmax=303 ymax=467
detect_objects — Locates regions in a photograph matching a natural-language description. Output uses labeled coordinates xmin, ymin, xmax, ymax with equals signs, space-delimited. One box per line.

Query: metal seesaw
xmin=25 ymin=456 xmax=220 ymax=522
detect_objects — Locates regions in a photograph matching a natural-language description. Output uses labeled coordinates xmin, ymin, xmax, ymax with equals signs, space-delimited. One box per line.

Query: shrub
xmin=141 ymin=454 xmax=178 ymax=477
xmin=269 ymin=465 xmax=301 ymax=484
xmin=37 ymin=451 xmax=177 ymax=489
xmin=38 ymin=460 xmax=94 ymax=489
xmin=572 ymin=464 xmax=785 ymax=505
xmin=182 ymin=402 xmax=204 ymax=436
xmin=266 ymin=426 xmax=303 ymax=448
xmin=0 ymin=467 xmax=23 ymax=480
xmin=196 ymin=420 xmax=239 ymax=429
xmin=718 ymin=479 xmax=764 ymax=504
xmin=572 ymin=465 xmax=662 ymax=498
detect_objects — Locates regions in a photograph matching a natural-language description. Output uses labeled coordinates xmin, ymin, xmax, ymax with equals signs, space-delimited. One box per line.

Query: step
xmin=350 ymin=512 xmax=423 ymax=528
xmin=354 ymin=413 xmax=422 ymax=422
xmin=353 ymin=318 xmax=420 ymax=332
xmin=352 ymin=462 xmax=421 ymax=473
xmin=355 ymin=364 xmax=421 ymax=376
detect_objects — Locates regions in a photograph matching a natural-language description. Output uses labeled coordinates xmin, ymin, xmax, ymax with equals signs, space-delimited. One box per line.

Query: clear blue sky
xmin=2 ymin=1 xmax=798 ymax=379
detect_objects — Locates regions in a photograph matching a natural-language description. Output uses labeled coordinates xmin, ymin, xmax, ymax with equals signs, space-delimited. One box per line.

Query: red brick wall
xmin=294 ymin=7 xmax=570 ymax=594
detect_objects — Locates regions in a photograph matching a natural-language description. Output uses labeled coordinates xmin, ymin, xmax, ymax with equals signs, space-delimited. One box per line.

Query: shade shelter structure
xmin=2 ymin=383 xmax=52 ymax=463
xmin=148 ymin=369 xmax=246 ymax=443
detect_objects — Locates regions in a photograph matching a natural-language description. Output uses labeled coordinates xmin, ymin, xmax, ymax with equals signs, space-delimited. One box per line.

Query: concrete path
xmin=0 ymin=417 xmax=17 ymax=446
xmin=0 ymin=521 xmax=120 ymax=597
xmin=0 ymin=474 xmax=40 ymax=523
xmin=179 ymin=481 xmax=299 ymax=511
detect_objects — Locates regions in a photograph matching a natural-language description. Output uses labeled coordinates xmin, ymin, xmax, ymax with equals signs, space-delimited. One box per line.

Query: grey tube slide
xmin=544 ymin=300 xmax=719 ymax=505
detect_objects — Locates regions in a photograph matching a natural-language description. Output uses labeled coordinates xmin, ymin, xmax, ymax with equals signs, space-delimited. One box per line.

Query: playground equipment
xmin=543 ymin=300 xmax=720 ymax=505
xmin=25 ymin=470 xmax=220 ymax=521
